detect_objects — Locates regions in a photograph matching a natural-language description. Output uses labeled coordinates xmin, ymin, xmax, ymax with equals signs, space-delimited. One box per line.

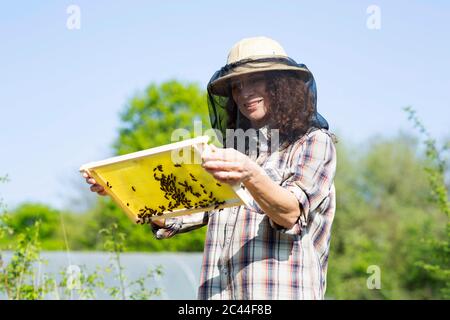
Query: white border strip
xmin=79 ymin=136 xmax=209 ymax=171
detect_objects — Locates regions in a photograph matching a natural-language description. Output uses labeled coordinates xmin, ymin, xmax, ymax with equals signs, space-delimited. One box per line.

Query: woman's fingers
xmin=82 ymin=171 xmax=107 ymax=196
xmin=202 ymin=146 xmax=237 ymax=162
xmin=151 ymin=219 xmax=166 ymax=228
xmin=90 ymin=184 xmax=105 ymax=193
xmin=212 ymin=171 xmax=242 ymax=180
xmin=202 ymin=160 xmax=242 ymax=172
xmin=82 ymin=171 xmax=96 ymax=184
xmin=83 ymin=171 xmax=99 ymax=185
xmin=98 ymin=189 xmax=108 ymax=196
xmin=209 ymin=171 xmax=242 ymax=185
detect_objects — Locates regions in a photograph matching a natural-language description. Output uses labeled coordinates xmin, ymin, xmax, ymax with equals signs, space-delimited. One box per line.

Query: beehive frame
xmin=79 ymin=136 xmax=253 ymax=224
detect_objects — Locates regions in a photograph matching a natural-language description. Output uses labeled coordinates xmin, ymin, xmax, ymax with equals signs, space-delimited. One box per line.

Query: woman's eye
xmin=231 ymin=76 xmax=264 ymax=92
xmin=249 ymin=77 xmax=264 ymax=85
xmin=231 ymin=82 xmax=242 ymax=91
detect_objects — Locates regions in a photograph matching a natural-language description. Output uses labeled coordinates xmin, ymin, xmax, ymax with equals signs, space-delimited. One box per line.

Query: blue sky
xmin=0 ymin=1 xmax=449 ymax=211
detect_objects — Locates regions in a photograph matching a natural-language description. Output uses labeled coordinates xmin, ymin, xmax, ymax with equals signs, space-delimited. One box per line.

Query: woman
xmin=84 ymin=36 xmax=337 ymax=300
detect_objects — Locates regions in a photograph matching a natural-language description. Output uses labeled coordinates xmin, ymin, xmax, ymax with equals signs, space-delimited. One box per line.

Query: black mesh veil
xmin=206 ymin=57 xmax=329 ymax=148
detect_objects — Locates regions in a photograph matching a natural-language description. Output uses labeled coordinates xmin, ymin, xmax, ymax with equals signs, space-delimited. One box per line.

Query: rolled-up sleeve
xmin=270 ymin=129 xmax=337 ymax=235
xmin=150 ymin=211 xmax=209 ymax=239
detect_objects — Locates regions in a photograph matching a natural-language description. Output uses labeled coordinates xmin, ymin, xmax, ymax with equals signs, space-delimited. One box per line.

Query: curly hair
xmin=225 ymin=70 xmax=316 ymax=149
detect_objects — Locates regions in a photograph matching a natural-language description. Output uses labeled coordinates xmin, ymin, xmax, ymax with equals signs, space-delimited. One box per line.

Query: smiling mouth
xmin=244 ymin=99 xmax=263 ymax=108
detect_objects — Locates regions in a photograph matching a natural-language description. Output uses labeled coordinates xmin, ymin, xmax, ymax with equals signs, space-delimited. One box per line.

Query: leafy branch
xmin=404 ymin=106 xmax=450 ymax=298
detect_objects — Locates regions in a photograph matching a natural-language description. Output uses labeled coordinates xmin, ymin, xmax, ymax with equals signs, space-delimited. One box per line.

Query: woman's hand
xmin=82 ymin=171 xmax=108 ymax=196
xmin=201 ymin=144 xmax=259 ymax=185
xmin=201 ymin=145 xmax=301 ymax=229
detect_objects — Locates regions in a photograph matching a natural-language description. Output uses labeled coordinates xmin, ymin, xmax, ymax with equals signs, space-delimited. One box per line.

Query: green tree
xmin=2 ymin=202 xmax=84 ymax=251
xmin=7 ymin=203 xmax=60 ymax=239
xmin=404 ymin=106 xmax=450 ymax=298
xmin=326 ymin=132 xmax=447 ymax=299
xmin=113 ymin=80 xmax=210 ymax=155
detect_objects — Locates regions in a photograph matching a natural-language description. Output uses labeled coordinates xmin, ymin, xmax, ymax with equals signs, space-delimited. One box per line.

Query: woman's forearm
xmin=200 ymin=145 xmax=301 ymax=228
xmin=243 ymin=163 xmax=301 ymax=229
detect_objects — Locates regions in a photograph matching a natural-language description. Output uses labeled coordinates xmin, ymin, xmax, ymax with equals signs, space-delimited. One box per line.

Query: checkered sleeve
xmin=150 ymin=211 xmax=209 ymax=239
xmin=271 ymin=129 xmax=337 ymax=235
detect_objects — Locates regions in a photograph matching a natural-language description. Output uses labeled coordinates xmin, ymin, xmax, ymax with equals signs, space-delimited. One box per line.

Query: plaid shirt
xmin=151 ymin=128 xmax=337 ymax=300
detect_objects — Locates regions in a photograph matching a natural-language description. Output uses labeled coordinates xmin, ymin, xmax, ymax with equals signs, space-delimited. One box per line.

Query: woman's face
xmin=231 ymin=73 xmax=269 ymax=128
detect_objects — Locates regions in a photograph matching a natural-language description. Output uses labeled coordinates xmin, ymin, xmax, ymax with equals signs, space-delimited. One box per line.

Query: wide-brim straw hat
xmin=208 ymin=36 xmax=312 ymax=97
